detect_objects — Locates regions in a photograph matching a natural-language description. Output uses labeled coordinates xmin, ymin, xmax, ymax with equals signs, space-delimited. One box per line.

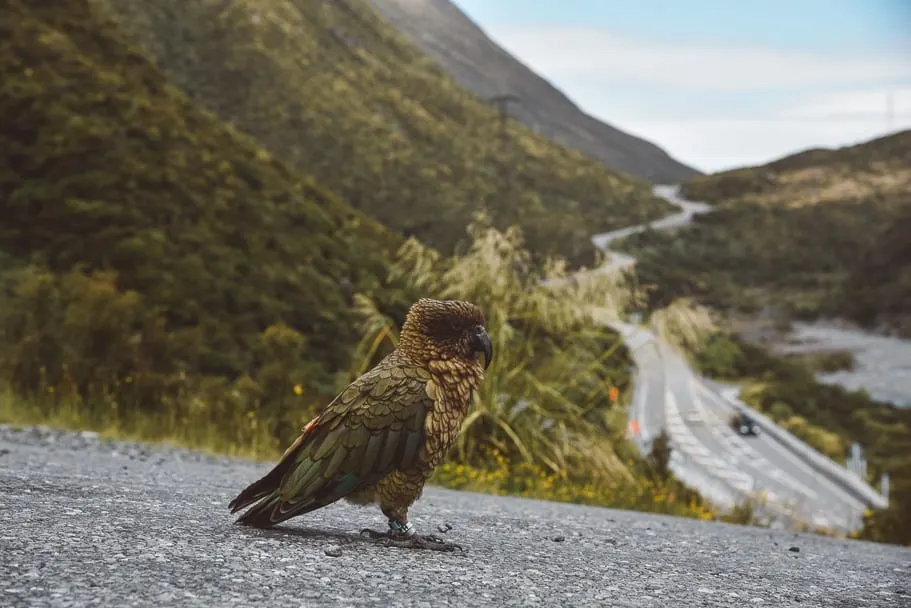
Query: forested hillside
xmin=0 ymin=0 xmax=412 ymax=441
xmin=92 ymin=0 xmax=673 ymax=268
xmin=622 ymin=130 xmax=911 ymax=331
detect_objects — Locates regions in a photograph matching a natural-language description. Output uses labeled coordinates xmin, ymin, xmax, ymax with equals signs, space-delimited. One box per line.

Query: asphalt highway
xmin=597 ymin=186 xmax=875 ymax=534
xmin=662 ymin=343 xmax=866 ymax=531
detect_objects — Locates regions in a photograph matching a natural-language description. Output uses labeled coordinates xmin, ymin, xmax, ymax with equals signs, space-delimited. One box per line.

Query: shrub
xmin=352 ymin=213 xmax=638 ymax=482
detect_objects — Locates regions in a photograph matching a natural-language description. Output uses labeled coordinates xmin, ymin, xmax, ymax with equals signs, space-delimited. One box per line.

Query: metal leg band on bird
xmin=389 ymin=519 xmax=416 ymax=537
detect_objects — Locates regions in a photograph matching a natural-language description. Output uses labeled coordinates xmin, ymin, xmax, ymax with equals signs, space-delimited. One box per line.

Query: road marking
xmin=699 ymin=382 xmax=867 ymax=511
xmin=661 ymin=330 xmax=855 ymax=527
xmin=664 ymin=388 xmax=755 ymax=493
xmin=691 ymin=381 xmax=820 ymax=502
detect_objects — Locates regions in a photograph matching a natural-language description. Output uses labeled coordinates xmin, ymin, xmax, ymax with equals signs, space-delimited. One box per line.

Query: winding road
xmin=594 ymin=185 xmax=884 ymax=534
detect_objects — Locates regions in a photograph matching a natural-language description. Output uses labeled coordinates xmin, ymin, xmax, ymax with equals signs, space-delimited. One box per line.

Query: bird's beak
xmin=471 ymin=326 xmax=493 ymax=370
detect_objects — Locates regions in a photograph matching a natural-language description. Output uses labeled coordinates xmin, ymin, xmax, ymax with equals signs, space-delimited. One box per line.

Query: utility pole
xmin=887 ymin=90 xmax=895 ymax=132
xmin=485 ymin=93 xmax=521 ymax=147
xmin=482 ymin=93 xmax=522 ymax=222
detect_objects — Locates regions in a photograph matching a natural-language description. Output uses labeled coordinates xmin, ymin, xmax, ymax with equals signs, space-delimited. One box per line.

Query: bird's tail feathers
xmin=227 ymin=416 xmax=321 ymax=517
xmin=233 ymin=492 xmax=285 ymax=528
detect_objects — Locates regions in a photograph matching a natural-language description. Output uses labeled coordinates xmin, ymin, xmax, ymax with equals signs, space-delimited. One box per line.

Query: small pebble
xmin=437 ymin=523 xmax=453 ymax=534
xmin=324 ymin=545 xmax=343 ymax=558
xmin=552 ymin=535 xmax=565 ymax=542
xmin=789 ymin=546 xmax=800 ymax=553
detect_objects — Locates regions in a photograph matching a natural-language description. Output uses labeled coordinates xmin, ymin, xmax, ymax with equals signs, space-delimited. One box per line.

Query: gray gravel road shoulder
xmin=1 ymin=425 xmax=909 ymax=607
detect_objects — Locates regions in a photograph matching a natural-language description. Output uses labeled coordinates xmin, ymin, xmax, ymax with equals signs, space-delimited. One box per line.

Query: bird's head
xmin=399 ymin=298 xmax=493 ymax=370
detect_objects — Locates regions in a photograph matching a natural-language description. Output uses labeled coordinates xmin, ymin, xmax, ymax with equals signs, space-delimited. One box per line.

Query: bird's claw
xmin=359 ymin=528 xmax=464 ymax=552
xmin=359 ymin=527 xmax=389 ymax=540
xmin=381 ymin=534 xmax=464 ymax=552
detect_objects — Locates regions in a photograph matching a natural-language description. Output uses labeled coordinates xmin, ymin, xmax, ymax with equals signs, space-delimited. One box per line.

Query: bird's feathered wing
xmin=228 ymin=354 xmax=435 ymax=528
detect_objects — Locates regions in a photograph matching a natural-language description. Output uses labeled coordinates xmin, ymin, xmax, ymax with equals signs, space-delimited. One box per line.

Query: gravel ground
xmin=1 ymin=425 xmax=909 ymax=607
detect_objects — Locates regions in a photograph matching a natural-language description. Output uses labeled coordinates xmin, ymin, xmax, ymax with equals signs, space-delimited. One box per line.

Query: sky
xmin=450 ymin=0 xmax=911 ymax=173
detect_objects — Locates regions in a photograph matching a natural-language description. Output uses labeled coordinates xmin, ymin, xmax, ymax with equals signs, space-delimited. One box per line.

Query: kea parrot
xmin=228 ymin=298 xmax=493 ymax=552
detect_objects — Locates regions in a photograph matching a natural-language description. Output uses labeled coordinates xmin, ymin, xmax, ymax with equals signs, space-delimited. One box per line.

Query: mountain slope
xmin=0 ymin=0 xmax=403 ymax=404
xmin=839 ymin=205 xmax=911 ymax=335
xmin=619 ymin=130 xmax=911 ymax=331
xmin=367 ymin=0 xmax=698 ymax=183
xmin=680 ymin=130 xmax=911 ymax=207
xmin=92 ymin=0 xmax=675 ymax=268
xmin=680 ymin=129 xmax=911 ymax=334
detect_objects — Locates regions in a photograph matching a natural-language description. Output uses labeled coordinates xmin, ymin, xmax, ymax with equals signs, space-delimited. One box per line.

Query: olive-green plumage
xmin=228 ymin=298 xmax=492 ymax=537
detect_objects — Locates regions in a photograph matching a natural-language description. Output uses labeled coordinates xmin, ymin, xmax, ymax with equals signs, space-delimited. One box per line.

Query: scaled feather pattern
xmin=228 ymin=298 xmax=492 ymax=537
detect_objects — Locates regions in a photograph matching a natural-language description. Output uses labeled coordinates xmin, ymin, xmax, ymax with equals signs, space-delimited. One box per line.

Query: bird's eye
xmin=449 ymin=319 xmax=462 ymax=333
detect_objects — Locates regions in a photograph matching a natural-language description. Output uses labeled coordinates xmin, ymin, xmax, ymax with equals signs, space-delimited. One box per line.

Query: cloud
xmin=469 ymin=23 xmax=911 ymax=171
xmin=630 ymin=88 xmax=911 ymax=172
xmin=486 ymin=25 xmax=911 ymax=91
xmin=781 ymin=87 xmax=911 ymax=120
xmin=621 ymin=114 xmax=911 ymax=174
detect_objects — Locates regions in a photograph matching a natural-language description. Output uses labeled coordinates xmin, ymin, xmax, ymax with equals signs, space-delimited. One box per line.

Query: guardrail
xmin=722 ymin=390 xmax=889 ymax=510
xmin=665 ymin=406 xmax=857 ymax=530
xmin=666 ymin=420 xmax=817 ymax=528
xmin=592 ymin=183 xmax=886 ymax=528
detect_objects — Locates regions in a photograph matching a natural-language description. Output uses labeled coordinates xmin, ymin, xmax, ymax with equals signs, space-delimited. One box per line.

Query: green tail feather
xmin=233 ymin=472 xmax=367 ymax=528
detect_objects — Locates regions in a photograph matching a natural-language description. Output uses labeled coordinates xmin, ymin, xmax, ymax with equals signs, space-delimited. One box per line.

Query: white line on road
xmin=697 ymin=382 xmax=867 ymax=512
xmin=690 ymin=379 xmax=821 ymax=502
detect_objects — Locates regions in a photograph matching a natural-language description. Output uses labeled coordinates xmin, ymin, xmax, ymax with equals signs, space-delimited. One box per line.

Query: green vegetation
xmin=681 ymin=130 xmax=911 ymax=206
xmin=1 ymin=0 xmax=416 ymax=443
xmin=785 ymin=350 xmax=854 ymax=375
xmin=92 ymin=0 xmax=673 ymax=268
xmin=0 ymin=212 xmax=724 ymax=523
xmin=4 ymin=0 xmax=883 ymax=543
xmin=625 ymin=131 xmax=911 ymax=332
xmin=1 ymin=0 xmax=709 ymax=525
xmin=693 ymin=332 xmax=911 ymax=546
xmin=838 ymin=206 xmax=911 ymax=336
xmin=621 ymin=192 xmax=911 ymax=322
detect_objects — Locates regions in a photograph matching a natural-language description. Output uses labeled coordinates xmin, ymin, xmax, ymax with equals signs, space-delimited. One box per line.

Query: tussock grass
xmin=354 ymin=213 xmax=637 ymax=482
xmin=0 ymin=387 xmax=281 ymax=461
xmin=650 ymin=297 xmax=717 ymax=355
xmin=1 ymin=217 xmax=722 ymax=521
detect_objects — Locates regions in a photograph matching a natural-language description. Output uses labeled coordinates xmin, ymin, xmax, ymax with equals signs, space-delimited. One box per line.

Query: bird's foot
xmin=360 ymin=523 xmax=463 ymax=552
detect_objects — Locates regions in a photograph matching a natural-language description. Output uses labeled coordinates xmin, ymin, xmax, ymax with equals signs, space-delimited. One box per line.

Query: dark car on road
xmin=731 ymin=412 xmax=761 ymax=437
